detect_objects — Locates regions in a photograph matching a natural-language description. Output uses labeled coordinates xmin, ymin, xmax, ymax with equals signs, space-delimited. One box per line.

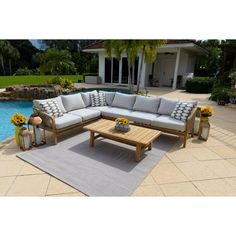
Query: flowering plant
xmin=11 ymin=113 xmax=27 ymax=127
xmin=200 ymin=106 xmax=213 ymax=117
xmin=115 ymin=117 xmax=129 ymax=125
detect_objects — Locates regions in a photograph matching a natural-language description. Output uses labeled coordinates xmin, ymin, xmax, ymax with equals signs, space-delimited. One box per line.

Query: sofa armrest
xmin=185 ymin=107 xmax=198 ymax=133
xmin=34 ymin=108 xmax=56 ymax=130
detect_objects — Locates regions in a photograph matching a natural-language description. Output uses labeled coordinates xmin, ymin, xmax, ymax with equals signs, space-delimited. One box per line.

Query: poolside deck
xmin=0 ymin=88 xmax=236 ymax=196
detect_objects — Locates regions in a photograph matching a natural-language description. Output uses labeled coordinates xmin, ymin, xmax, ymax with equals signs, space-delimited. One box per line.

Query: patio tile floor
xmin=0 ymin=89 xmax=236 ymax=196
xmin=159 ymin=182 xmax=202 ymax=196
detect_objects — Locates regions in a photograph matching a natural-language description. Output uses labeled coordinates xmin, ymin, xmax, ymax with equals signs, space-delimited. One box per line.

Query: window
xmin=105 ymin=58 xmax=111 ymax=83
xmin=121 ymin=58 xmax=128 ymax=84
xmin=112 ymin=58 xmax=119 ymax=83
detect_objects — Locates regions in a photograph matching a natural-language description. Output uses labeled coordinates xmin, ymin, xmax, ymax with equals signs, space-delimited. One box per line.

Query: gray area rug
xmin=17 ymin=131 xmax=178 ymax=196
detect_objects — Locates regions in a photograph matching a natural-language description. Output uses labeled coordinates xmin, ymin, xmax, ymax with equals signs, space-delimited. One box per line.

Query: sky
xmin=30 ymin=40 xmax=43 ymax=50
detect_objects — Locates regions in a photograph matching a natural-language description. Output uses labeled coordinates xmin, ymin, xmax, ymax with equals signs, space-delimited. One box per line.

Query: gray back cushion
xmin=157 ymin=98 xmax=179 ymax=115
xmin=111 ymin=92 xmax=136 ymax=110
xmin=133 ymin=96 xmax=161 ymax=113
xmin=33 ymin=96 xmax=66 ymax=113
xmin=102 ymin=91 xmax=115 ymax=106
xmin=61 ymin=93 xmax=85 ymax=112
xmin=81 ymin=90 xmax=97 ymax=107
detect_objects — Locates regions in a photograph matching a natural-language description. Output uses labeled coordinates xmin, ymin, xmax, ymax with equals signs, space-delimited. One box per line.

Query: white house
xmin=83 ymin=40 xmax=207 ymax=89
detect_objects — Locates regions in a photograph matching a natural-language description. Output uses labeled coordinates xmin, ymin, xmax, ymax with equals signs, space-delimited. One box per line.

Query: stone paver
xmin=160 ymin=182 xmax=203 ymax=196
xmin=0 ymin=160 xmax=24 ymax=177
xmin=151 ymin=163 xmax=188 ymax=184
xmin=132 ymin=185 xmax=164 ymax=196
xmin=0 ymin=176 xmax=15 ymax=195
xmin=193 ymin=179 xmax=236 ymax=196
xmin=6 ymin=174 xmax=50 ymax=196
xmin=46 ymin=177 xmax=78 ymax=196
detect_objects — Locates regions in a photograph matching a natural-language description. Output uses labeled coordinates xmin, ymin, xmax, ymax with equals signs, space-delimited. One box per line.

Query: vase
xmin=200 ymin=117 xmax=209 ymax=122
xmin=115 ymin=122 xmax=130 ymax=132
xmin=15 ymin=126 xmax=22 ymax=145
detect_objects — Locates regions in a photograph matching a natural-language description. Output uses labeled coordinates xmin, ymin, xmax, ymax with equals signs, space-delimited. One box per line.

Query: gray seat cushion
xmin=157 ymin=98 xmax=179 ymax=115
xmin=126 ymin=111 xmax=159 ymax=125
xmin=88 ymin=106 xmax=111 ymax=112
xmin=55 ymin=114 xmax=82 ymax=129
xmin=33 ymin=96 xmax=66 ymax=113
xmin=69 ymin=108 xmax=101 ymax=121
xmin=81 ymin=90 xmax=97 ymax=107
xmin=100 ymin=107 xmax=133 ymax=119
xmin=151 ymin=115 xmax=185 ymax=131
xmin=133 ymin=96 xmax=161 ymax=113
xmin=111 ymin=92 xmax=136 ymax=110
xmin=61 ymin=93 xmax=86 ymax=112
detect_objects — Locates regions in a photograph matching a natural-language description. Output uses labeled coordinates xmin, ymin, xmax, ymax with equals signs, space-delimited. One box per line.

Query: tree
xmin=40 ymin=40 xmax=79 ymax=52
xmin=104 ymin=40 xmax=166 ymax=93
xmin=136 ymin=40 xmax=166 ymax=93
xmin=7 ymin=45 xmax=20 ymax=75
xmin=0 ymin=40 xmax=9 ymax=75
xmin=39 ymin=40 xmax=99 ymax=74
xmin=0 ymin=40 xmax=20 ymax=75
xmin=104 ymin=40 xmax=140 ymax=92
xmin=195 ymin=40 xmax=223 ymax=77
xmin=9 ymin=40 xmax=39 ymax=74
xmin=39 ymin=49 xmax=76 ymax=75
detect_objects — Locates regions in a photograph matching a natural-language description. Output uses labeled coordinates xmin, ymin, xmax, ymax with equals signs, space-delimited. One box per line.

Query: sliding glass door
xmin=121 ymin=57 xmax=139 ymax=85
xmin=112 ymin=58 xmax=119 ymax=83
xmin=105 ymin=58 xmax=111 ymax=83
xmin=105 ymin=56 xmax=139 ymax=85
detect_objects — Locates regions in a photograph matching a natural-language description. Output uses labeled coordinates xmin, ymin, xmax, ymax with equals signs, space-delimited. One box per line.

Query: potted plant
xmin=10 ymin=113 xmax=27 ymax=145
xmin=115 ymin=117 xmax=130 ymax=132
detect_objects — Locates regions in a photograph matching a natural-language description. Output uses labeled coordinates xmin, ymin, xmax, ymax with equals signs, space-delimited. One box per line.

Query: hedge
xmin=185 ymin=77 xmax=214 ymax=93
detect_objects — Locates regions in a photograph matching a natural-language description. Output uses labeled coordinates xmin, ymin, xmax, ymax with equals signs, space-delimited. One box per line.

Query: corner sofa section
xmin=33 ymin=91 xmax=197 ymax=147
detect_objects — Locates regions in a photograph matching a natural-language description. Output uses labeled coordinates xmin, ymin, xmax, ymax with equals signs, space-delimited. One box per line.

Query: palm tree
xmin=0 ymin=40 xmax=9 ymax=75
xmin=0 ymin=40 xmax=20 ymax=75
xmin=104 ymin=40 xmax=139 ymax=93
xmin=136 ymin=40 xmax=166 ymax=93
xmin=39 ymin=49 xmax=76 ymax=75
xmin=7 ymin=45 xmax=20 ymax=75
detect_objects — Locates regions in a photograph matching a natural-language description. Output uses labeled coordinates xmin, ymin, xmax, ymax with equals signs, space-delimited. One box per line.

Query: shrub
xmin=47 ymin=76 xmax=73 ymax=89
xmin=185 ymin=77 xmax=214 ymax=93
xmin=210 ymin=85 xmax=230 ymax=102
xmin=14 ymin=67 xmax=33 ymax=75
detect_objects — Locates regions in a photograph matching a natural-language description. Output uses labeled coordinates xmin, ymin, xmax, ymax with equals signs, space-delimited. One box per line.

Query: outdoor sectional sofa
xmin=33 ymin=91 xmax=198 ymax=147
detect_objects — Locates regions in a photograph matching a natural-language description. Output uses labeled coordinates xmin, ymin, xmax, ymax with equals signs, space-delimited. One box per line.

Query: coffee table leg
xmin=148 ymin=142 xmax=153 ymax=151
xmin=90 ymin=131 xmax=95 ymax=147
xmin=135 ymin=144 xmax=142 ymax=162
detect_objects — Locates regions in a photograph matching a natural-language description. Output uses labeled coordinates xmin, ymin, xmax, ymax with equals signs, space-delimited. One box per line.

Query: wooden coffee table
xmin=83 ymin=119 xmax=161 ymax=162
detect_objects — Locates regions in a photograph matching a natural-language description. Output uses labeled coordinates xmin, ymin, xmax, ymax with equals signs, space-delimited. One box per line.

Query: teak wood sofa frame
xmin=35 ymin=107 xmax=198 ymax=148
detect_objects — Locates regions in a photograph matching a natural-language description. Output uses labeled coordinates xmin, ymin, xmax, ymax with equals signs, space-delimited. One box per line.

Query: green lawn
xmin=0 ymin=75 xmax=83 ymax=88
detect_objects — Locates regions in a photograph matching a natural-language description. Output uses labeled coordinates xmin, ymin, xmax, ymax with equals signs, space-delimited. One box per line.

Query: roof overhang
xmin=83 ymin=42 xmax=207 ymax=55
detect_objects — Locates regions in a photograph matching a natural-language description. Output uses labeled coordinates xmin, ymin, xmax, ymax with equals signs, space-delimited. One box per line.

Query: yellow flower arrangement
xmin=115 ymin=117 xmax=129 ymax=125
xmin=11 ymin=113 xmax=27 ymax=127
xmin=200 ymin=106 xmax=213 ymax=117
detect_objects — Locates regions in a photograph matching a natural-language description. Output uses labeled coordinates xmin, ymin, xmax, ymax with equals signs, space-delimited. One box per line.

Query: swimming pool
xmin=0 ymin=101 xmax=33 ymax=142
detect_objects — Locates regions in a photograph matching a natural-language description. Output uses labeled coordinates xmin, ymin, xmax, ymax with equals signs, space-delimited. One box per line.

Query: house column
xmin=172 ymin=48 xmax=181 ymax=90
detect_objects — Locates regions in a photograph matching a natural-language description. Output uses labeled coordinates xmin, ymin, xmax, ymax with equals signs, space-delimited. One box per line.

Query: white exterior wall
xmin=98 ymin=52 xmax=106 ymax=83
xmin=97 ymin=49 xmax=197 ymax=88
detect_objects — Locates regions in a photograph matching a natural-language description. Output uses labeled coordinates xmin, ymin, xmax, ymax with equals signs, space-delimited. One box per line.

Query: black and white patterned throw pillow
xmin=40 ymin=99 xmax=63 ymax=118
xmin=90 ymin=92 xmax=107 ymax=107
xmin=171 ymin=102 xmax=194 ymax=121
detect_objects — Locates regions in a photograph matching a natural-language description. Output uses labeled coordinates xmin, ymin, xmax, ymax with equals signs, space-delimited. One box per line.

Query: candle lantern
xmin=28 ymin=113 xmax=46 ymax=146
xmin=19 ymin=127 xmax=32 ymax=151
xmin=198 ymin=120 xmax=210 ymax=141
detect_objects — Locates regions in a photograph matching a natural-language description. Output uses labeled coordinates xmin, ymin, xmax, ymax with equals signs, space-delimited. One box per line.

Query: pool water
xmin=0 ymin=101 xmax=33 ymax=142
